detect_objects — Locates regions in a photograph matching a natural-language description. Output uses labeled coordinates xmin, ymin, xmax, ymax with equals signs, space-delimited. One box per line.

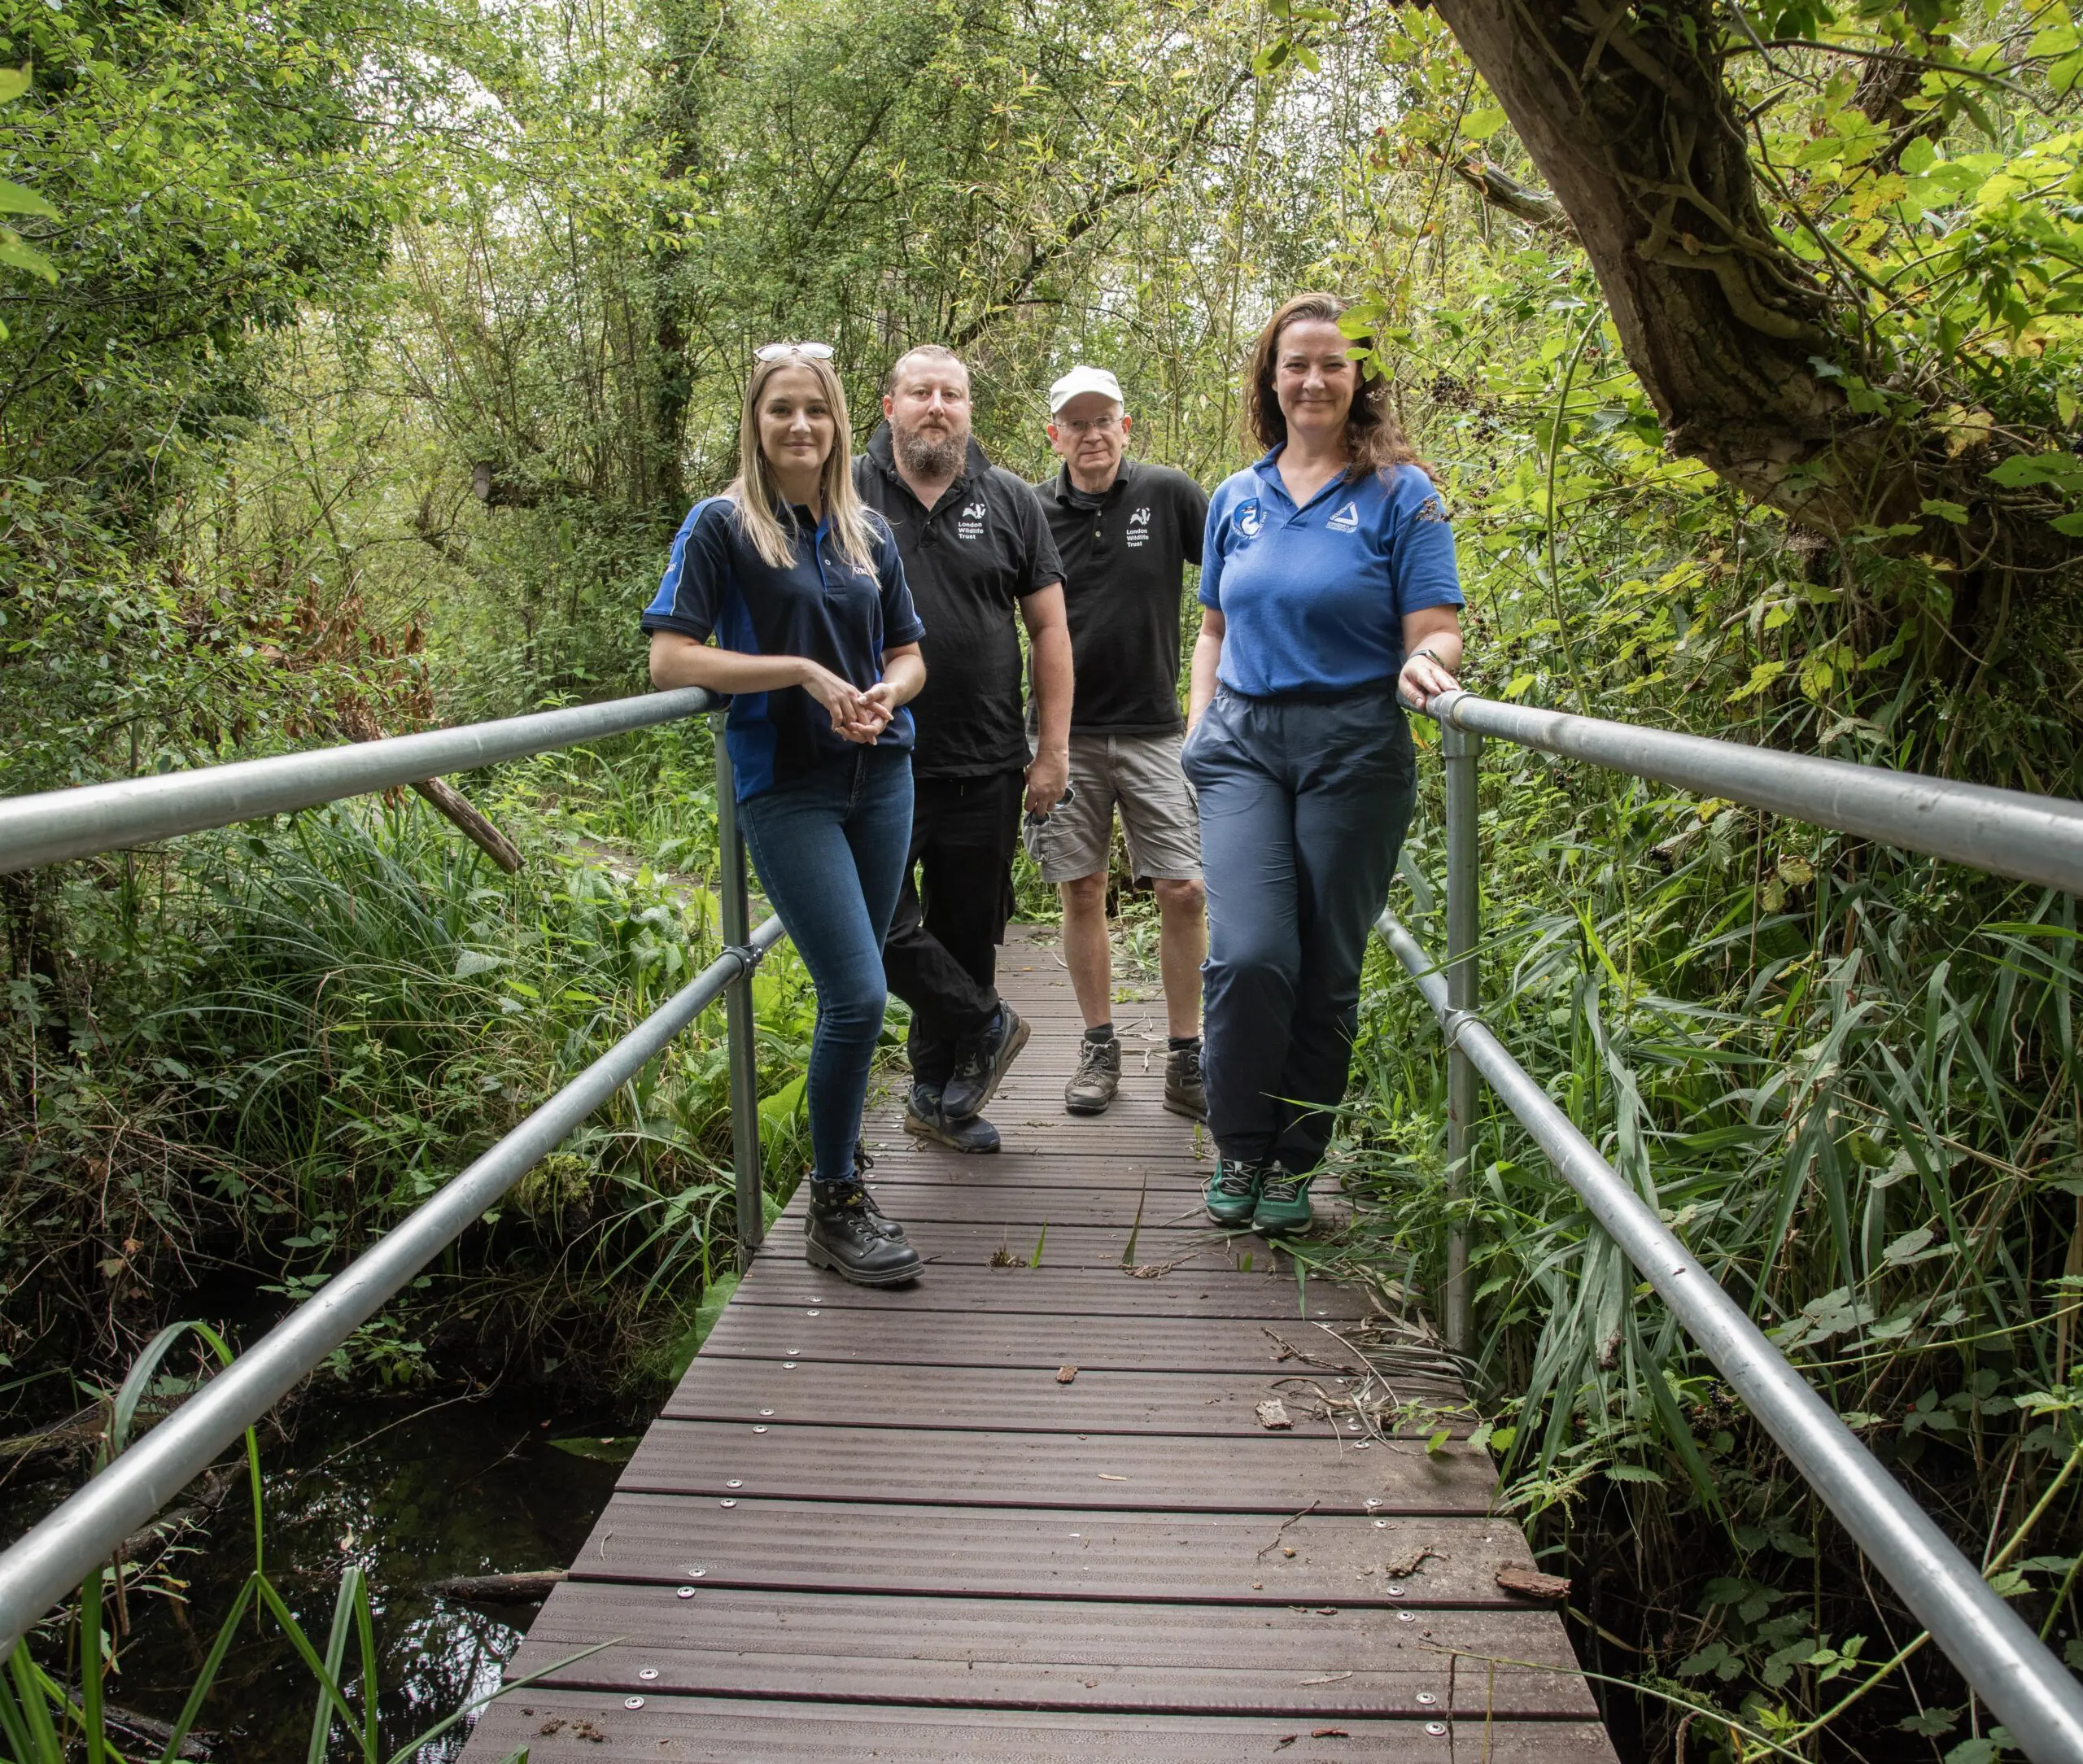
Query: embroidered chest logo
xmin=1235 ymin=500 xmax=1264 ymax=539
xmin=958 ymin=501 xmax=988 ymax=539
xmin=1125 ymin=505 xmax=1152 ymax=548
xmin=1326 ymin=500 xmax=1360 ymax=534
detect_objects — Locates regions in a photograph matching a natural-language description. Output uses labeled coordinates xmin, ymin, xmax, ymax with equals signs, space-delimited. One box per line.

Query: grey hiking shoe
xmin=1064 ymin=1034 xmax=1121 ymax=1115
xmin=943 ymin=1003 xmax=1029 ymax=1120
xmin=1163 ymin=1041 xmax=1206 ymax=1120
xmin=903 ymin=1083 xmax=1002 ymax=1154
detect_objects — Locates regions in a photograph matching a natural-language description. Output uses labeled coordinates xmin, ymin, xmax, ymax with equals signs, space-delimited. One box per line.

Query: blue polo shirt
xmin=641 ymin=497 xmax=926 ymax=801
xmin=1199 ymin=451 xmax=1463 ymax=696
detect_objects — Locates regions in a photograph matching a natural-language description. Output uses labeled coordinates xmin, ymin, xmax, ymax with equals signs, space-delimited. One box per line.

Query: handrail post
xmin=1440 ymin=709 xmax=1481 ymax=1358
xmin=711 ymin=717 xmax=765 ymax=1267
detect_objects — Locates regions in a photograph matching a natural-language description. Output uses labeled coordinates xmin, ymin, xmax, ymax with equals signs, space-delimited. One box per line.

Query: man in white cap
xmin=1027 ymin=365 xmax=1210 ymax=1119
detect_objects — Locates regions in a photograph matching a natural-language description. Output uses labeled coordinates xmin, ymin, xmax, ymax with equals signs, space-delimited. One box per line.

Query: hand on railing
xmin=1398 ymin=646 xmax=1461 ymax=713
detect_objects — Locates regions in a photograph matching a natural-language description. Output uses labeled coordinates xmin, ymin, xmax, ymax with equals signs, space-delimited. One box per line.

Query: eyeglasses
xmin=755 ymin=341 xmax=835 ymax=362
xmin=1054 ymin=415 xmax=1121 ymax=437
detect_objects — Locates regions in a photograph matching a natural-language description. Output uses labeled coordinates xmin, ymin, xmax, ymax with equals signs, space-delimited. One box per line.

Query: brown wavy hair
xmin=1242 ymin=292 xmax=1433 ymax=483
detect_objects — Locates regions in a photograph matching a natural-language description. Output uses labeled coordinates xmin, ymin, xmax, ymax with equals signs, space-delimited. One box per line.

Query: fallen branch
xmin=424 ymin=1568 xmax=567 ymax=1604
xmin=334 ymin=703 xmax=523 ymax=872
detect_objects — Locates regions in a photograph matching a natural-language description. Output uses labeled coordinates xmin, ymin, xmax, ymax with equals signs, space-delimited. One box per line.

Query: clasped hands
xmin=801 ymin=662 xmax=897 ymax=744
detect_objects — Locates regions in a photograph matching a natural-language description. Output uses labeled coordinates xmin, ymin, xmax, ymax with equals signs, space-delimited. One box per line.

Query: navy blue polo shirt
xmin=1199 ymin=451 xmax=1464 ymax=696
xmin=640 ymin=497 xmax=925 ymax=800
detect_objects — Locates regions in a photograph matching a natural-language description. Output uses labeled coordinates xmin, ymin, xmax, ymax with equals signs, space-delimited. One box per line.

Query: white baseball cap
xmin=1048 ymin=365 xmax=1124 ymax=413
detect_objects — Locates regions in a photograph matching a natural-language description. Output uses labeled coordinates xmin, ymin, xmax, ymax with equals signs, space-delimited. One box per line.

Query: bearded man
xmin=854 ymin=344 xmax=1072 ymax=1150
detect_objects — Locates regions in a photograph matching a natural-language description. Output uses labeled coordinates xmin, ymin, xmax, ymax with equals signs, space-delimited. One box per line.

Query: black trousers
xmin=884 ymin=769 xmax=1024 ymax=1087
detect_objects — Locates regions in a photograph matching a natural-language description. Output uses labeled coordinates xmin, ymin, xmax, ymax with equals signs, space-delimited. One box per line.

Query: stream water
xmin=15 ymin=1383 xmax=628 ymax=1759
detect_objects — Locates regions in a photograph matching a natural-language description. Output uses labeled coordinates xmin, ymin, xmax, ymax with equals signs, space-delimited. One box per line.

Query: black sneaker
xmin=903 ymin=1083 xmax=1002 ymax=1154
xmin=943 ymin=1003 xmax=1030 ymax=1120
xmin=801 ymin=1142 xmax=906 ymax=1241
xmin=805 ymin=1182 xmax=922 ymax=1286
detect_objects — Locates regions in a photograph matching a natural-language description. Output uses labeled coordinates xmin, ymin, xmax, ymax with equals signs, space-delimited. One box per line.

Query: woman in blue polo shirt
xmin=644 ymin=344 xmax=928 ymax=1286
xmin=1185 ymin=292 xmax=1466 ymax=1234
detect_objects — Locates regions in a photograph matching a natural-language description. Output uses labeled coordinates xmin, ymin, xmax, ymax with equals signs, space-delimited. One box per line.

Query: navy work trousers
xmin=1181 ymin=685 xmax=1417 ymax=1172
xmin=739 ymin=744 xmax=914 ymax=1185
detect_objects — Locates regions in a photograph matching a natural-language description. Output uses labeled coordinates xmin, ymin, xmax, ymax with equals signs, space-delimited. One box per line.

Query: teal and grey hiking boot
xmin=1251 ymin=1165 xmax=1315 ymax=1236
xmin=1204 ymin=1157 xmax=1269 ymax=1227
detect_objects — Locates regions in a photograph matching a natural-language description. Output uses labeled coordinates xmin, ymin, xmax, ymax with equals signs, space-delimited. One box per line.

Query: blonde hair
xmin=729 ymin=351 xmax=879 ymax=574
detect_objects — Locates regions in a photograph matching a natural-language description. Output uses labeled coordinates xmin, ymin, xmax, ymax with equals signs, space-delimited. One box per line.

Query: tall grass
xmin=1343 ymin=732 xmax=2083 ymax=1758
xmin=0 ymin=723 xmax=823 ymax=1403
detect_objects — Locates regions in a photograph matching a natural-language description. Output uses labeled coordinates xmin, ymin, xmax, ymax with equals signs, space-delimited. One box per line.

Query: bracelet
xmin=1410 ymin=646 xmax=1448 ymax=668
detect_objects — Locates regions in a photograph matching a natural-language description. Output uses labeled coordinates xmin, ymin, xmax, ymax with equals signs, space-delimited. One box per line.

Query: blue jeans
xmin=739 ymin=744 xmax=914 ymax=1184
xmin=1181 ymin=685 xmax=1416 ymax=1172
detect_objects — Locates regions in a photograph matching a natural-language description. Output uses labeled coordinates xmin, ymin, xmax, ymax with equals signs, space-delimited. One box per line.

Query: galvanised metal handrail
xmin=0 ymin=692 xmax=783 ymax=1658
xmin=0 ymin=686 xmax=719 ymax=875
xmin=1396 ymin=689 xmax=2083 ymax=1762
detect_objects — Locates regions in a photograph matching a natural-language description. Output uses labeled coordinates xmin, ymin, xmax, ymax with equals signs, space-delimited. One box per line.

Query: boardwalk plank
xmin=731 ymin=1258 xmax=1373 ymax=1320
xmin=618 ymin=1418 xmax=1499 ymax=1513
xmin=697 ymin=1303 xmax=1395 ymax=1374
xmin=505 ymin=1581 xmax=1599 ymax=1717
xmin=658 ymin=1360 xmax=1463 ymax=1433
xmin=461 ymin=1692 xmax=1618 ymax=1762
xmin=457 ymin=926 xmax=1614 ymax=1761
xmin=567 ymin=1495 xmax=1541 ymax=1605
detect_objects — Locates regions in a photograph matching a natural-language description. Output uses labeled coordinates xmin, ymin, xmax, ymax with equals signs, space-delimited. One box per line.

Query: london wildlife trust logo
xmin=1235 ymin=499 xmax=1264 ymax=539
xmin=958 ymin=500 xmax=987 ymax=539
xmin=1326 ymin=500 xmax=1360 ymax=533
xmin=1126 ymin=504 xmax=1152 ymax=548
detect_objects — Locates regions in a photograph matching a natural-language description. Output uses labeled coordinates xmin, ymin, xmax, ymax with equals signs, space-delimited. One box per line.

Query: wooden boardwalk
xmin=461 ymin=928 xmax=1618 ymax=1762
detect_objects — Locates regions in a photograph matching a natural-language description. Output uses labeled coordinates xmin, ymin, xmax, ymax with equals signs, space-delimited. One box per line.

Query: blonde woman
xmin=644 ymin=343 xmax=928 ymax=1285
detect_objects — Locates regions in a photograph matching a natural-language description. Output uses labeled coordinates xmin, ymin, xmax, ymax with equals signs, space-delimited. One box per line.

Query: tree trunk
xmin=1427 ymin=0 xmax=2063 ymax=570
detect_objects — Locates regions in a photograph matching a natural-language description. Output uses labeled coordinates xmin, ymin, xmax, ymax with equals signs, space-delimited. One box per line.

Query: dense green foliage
xmin=5 ymin=0 xmax=2083 ymax=1757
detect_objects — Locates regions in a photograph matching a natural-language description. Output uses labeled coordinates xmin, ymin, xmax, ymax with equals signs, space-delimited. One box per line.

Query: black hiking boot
xmin=802 ymin=1142 xmax=906 ymax=1241
xmin=903 ymin=1083 xmax=1002 ymax=1153
xmin=804 ymin=1181 xmax=922 ymax=1286
xmin=942 ymin=1003 xmax=1029 ymax=1120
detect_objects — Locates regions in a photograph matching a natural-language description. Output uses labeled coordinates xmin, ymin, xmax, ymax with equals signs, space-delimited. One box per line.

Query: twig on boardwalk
xmin=1260 ymin=1327 xmax=1353 ymax=1373
xmin=1256 ymin=1498 xmax=1320 ymax=1560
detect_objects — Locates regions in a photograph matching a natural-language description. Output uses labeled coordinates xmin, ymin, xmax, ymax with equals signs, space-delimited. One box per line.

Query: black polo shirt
xmin=1035 ymin=457 xmax=1207 ymax=736
xmin=854 ymin=425 xmax=1063 ymax=779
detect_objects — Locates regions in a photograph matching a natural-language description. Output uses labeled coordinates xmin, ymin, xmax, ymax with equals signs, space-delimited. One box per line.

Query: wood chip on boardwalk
xmin=1496 ymin=1565 xmax=1572 ymax=1601
xmin=1382 ymin=1545 xmax=1442 ymax=1578
xmin=1055 ymin=1364 xmax=1077 ymax=1383
xmin=1255 ymin=1397 xmax=1294 ymax=1430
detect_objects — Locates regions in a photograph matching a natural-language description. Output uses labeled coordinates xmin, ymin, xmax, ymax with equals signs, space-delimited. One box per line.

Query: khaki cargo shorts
xmin=1022 ymin=730 xmax=1202 ymax=884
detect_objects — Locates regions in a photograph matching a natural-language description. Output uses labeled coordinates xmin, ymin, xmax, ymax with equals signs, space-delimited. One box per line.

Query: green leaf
xmin=1461 ymin=106 xmax=1507 ymax=142
xmin=1987 ymin=451 xmax=2083 ymax=491
xmin=0 ymin=234 xmax=55 ymax=282
xmin=0 ymin=68 xmax=28 ymax=106
xmin=1919 ymin=499 xmax=1970 ymax=525
xmin=0 ymin=178 xmax=56 ymax=220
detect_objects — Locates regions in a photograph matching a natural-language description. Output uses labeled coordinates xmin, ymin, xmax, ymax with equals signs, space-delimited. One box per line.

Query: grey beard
xmin=892 ymin=423 xmax=967 ymax=480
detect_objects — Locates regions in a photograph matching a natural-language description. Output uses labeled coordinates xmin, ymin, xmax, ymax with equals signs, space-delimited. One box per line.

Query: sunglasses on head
xmin=755 ymin=341 xmax=835 ymax=362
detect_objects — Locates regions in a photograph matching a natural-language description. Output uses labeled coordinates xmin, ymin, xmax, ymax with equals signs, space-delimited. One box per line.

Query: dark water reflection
xmin=68 ymin=1387 xmax=622 ymax=1759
